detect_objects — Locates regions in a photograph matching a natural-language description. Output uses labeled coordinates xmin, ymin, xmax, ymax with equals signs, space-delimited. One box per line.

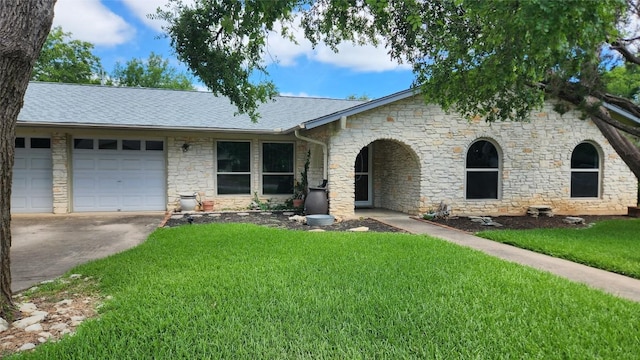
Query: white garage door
xmin=12 ymin=137 xmax=53 ymax=213
xmin=72 ymin=138 xmax=166 ymax=212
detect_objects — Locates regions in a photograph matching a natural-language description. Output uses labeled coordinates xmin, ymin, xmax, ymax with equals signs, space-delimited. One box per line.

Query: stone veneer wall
xmin=371 ymin=140 xmax=421 ymax=213
xmin=51 ymin=133 xmax=68 ymax=214
xmin=166 ymin=136 xmax=309 ymax=211
xmin=311 ymin=96 xmax=637 ymax=219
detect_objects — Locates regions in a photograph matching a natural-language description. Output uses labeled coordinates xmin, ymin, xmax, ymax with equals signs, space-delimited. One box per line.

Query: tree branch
xmin=609 ymin=41 xmax=640 ymax=66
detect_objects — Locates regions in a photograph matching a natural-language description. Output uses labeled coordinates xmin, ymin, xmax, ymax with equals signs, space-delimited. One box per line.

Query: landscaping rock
xmin=348 ymin=227 xmax=369 ymax=232
xmin=0 ymin=318 xmax=8 ymax=331
xmin=70 ymin=316 xmax=86 ymax=326
xmin=12 ymin=313 xmax=47 ymax=329
xmin=288 ymin=215 xmax=306 ymax=224
xmin=19 ymin=303 xmax=37 ymax=313
xmin=527 ymin=205 xmax=554 ymax=217
xmin=563 ymin=216 xmax=585 ymax=225
xmin=18 ymin=343 xmax=36 ymax=351
xmin=467 ymin=216 xmax=502 ymax=226
xmin=49 ymin=323 xmax=68 ymax=331
xmin=25 ymin=324 xmax=43 ymax=332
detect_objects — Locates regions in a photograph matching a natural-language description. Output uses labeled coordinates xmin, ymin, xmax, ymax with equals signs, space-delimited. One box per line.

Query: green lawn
xmin=478 ymin=218 xmax=640 ymax=279
xmin=12 ymin=224 xmax=640 ymax=359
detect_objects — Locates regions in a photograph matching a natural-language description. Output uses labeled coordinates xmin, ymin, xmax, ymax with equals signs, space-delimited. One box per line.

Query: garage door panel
xmin=121 ymin=159 xmax=142 ymax=170
xmin=74 ymin=158 xmax=96 ymax=170
xmin=30 ymin=159 xmax=52 ymax=170
xmin=98 ymin=196 xmax=120 ymax=207
xmin=13 ymin=158 xmax=27 ymax=169
xmin=31 ymin=197 xmax=53 ymax=209
xmin=122 ymin=196 xmax=145 ymax=207
xmin=97 ymin=176 xmax=120 ymax=186
xmin=143 ymin=159 xmax=164 ymax=170
xmin=12 ymin=177 xmax=27 ymax=191
xmin=121 ymin=178 xmax=146 ymax=191
xmin=73 ymin=140 xmax=166 ymax=212
xmin=97 ymin=159 xmax=119 ymax=171
xmin=31 ymin=177 xmax=51 ymax=189
xmin=74 ymin=176 xmax=97 ymax=191
xmin=12 ymin=145 xmax=53 ymax=213
xmin=145 ymin=177 xmax=165 ymax=188
xmin=74 ymin=197 xmax=96 ymax=209
xmin=12 ymin=197 xmax=27 ymax=209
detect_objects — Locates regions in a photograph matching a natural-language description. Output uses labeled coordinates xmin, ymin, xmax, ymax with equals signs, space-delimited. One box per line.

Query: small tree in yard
xmin=0 ymin=0 xmax=56 ymax=318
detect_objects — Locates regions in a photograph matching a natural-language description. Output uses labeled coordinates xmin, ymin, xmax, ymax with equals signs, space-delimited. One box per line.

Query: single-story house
xmin=13 ymin=81 xmax=638 ymax=219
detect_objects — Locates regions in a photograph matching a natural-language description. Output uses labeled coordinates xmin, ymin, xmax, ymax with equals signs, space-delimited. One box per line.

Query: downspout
xmin=294 ymin=128 xmax=328 ymax=181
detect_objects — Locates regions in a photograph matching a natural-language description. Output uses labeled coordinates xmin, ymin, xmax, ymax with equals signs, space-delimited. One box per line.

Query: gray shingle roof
xmin=18 ymin=82 xmax=364 ymax=133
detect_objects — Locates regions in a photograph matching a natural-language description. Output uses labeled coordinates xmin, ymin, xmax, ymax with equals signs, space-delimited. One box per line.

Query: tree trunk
xmin=0 ymin=0 xmax=56 ymax=319
xmin=590 ymin=112 xmax=640 ymax=179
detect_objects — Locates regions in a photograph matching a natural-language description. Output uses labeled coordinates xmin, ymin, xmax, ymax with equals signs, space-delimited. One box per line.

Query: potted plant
xmin=292 ymin=181 xmax=305 ymax=208
xmin=292 ymin=150 xmax=310 ymax=208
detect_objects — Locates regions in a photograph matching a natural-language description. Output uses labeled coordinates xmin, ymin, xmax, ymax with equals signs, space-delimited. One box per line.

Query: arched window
xmin=466 ymin=140 xmax=500 ymax=199
xmin=571 ymin=142 xmax=600 ymax=198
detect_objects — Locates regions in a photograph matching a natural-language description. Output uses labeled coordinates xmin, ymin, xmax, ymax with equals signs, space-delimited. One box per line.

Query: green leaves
xmin=31 ymin=26 xmax=103 ymax=84
xmin=157 ymin=0 xmax=296 ymax=122
xmin=158 ymin=0 xmax=626 ymax=124
xmin=111 ymin=52 xmax=195 ymax=90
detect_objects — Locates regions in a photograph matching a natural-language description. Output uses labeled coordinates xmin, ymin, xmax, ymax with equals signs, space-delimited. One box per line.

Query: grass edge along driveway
xmin=12 ymin=223 xmax=640 ymax=359
xmin=478 ymin=218 xmax=640 ymax=279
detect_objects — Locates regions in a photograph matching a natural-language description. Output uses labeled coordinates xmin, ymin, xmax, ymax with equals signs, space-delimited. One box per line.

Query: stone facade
xmin=166 ymin=135 xmax=308 ymax=212
xmin=15 ymin=95 xmax=639 ymax=217
xmin=308 ymin=96 xmax=637 ymax=219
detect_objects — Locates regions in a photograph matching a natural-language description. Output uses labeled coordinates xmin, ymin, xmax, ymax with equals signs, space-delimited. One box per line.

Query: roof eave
xmin=16 ymin=121 xmax=293 ymax=135
xmin=302 ymin=87 xmax=420 ymax=130
xmin=602 ymin=102 xmax=640 ymax=126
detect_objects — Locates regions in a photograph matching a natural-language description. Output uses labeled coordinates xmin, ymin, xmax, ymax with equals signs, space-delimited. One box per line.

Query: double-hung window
xmin=217 ymin=141 xmax=251 ymax=194
xmin=262 ymin=142 xmax=294 ymax=195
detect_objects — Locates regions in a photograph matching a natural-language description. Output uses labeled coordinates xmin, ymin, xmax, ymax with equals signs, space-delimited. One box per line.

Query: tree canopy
xmin=111 ymin=52 xmax=195 ymax=90
xmin=31 ymin=27 xmax=195 ymax=90
xmin=158 ymin=0 xmax=640 ymax=179
xmin=31 ymin=26 xmax=103 ymax=84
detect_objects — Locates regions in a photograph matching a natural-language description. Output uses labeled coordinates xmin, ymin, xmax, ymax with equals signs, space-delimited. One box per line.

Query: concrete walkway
xmin=358 ymin=209 xmax=640 ymax=303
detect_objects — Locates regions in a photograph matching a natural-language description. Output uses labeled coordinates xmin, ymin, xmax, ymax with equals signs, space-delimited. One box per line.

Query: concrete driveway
xmin=10 ymin=213 xmax=164 ymax=292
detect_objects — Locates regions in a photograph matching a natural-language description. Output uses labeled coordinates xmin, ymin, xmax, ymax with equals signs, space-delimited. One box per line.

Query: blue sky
xmin=52 ymin=0 xmax=415 ymax=99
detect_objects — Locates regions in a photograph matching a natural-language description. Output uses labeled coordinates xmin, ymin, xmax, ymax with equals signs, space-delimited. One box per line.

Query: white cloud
xmin=279 ymin=92 xmax=314 ymax=97
xmin=312 ymin=41 xmax=410 ymax=73
xmin=121 ymin=0 xmax=170 ymax=32
xmin=53 ymin=0 xmax=136 ymax=46
xmin=264 ymin=16 xmax=409 ymax=73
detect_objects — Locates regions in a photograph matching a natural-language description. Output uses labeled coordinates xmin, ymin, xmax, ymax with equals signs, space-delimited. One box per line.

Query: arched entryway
xmin=354 ymin=139 xmax=421 ymax=213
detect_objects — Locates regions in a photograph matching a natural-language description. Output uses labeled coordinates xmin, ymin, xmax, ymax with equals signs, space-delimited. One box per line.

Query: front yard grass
xmin=478 ymin=218 xmax=640 ymax=279
xmin=11 ymin=223 xmax=640 ymax=359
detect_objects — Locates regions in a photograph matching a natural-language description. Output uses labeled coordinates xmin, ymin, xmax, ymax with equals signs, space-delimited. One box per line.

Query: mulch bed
xmin=163 ymin=211 xmax=407 ymax=233
xmin=163 ymin=211 xmax=634 ymax=233
xmin=427 ymin=214 xmax=632 ymax=233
